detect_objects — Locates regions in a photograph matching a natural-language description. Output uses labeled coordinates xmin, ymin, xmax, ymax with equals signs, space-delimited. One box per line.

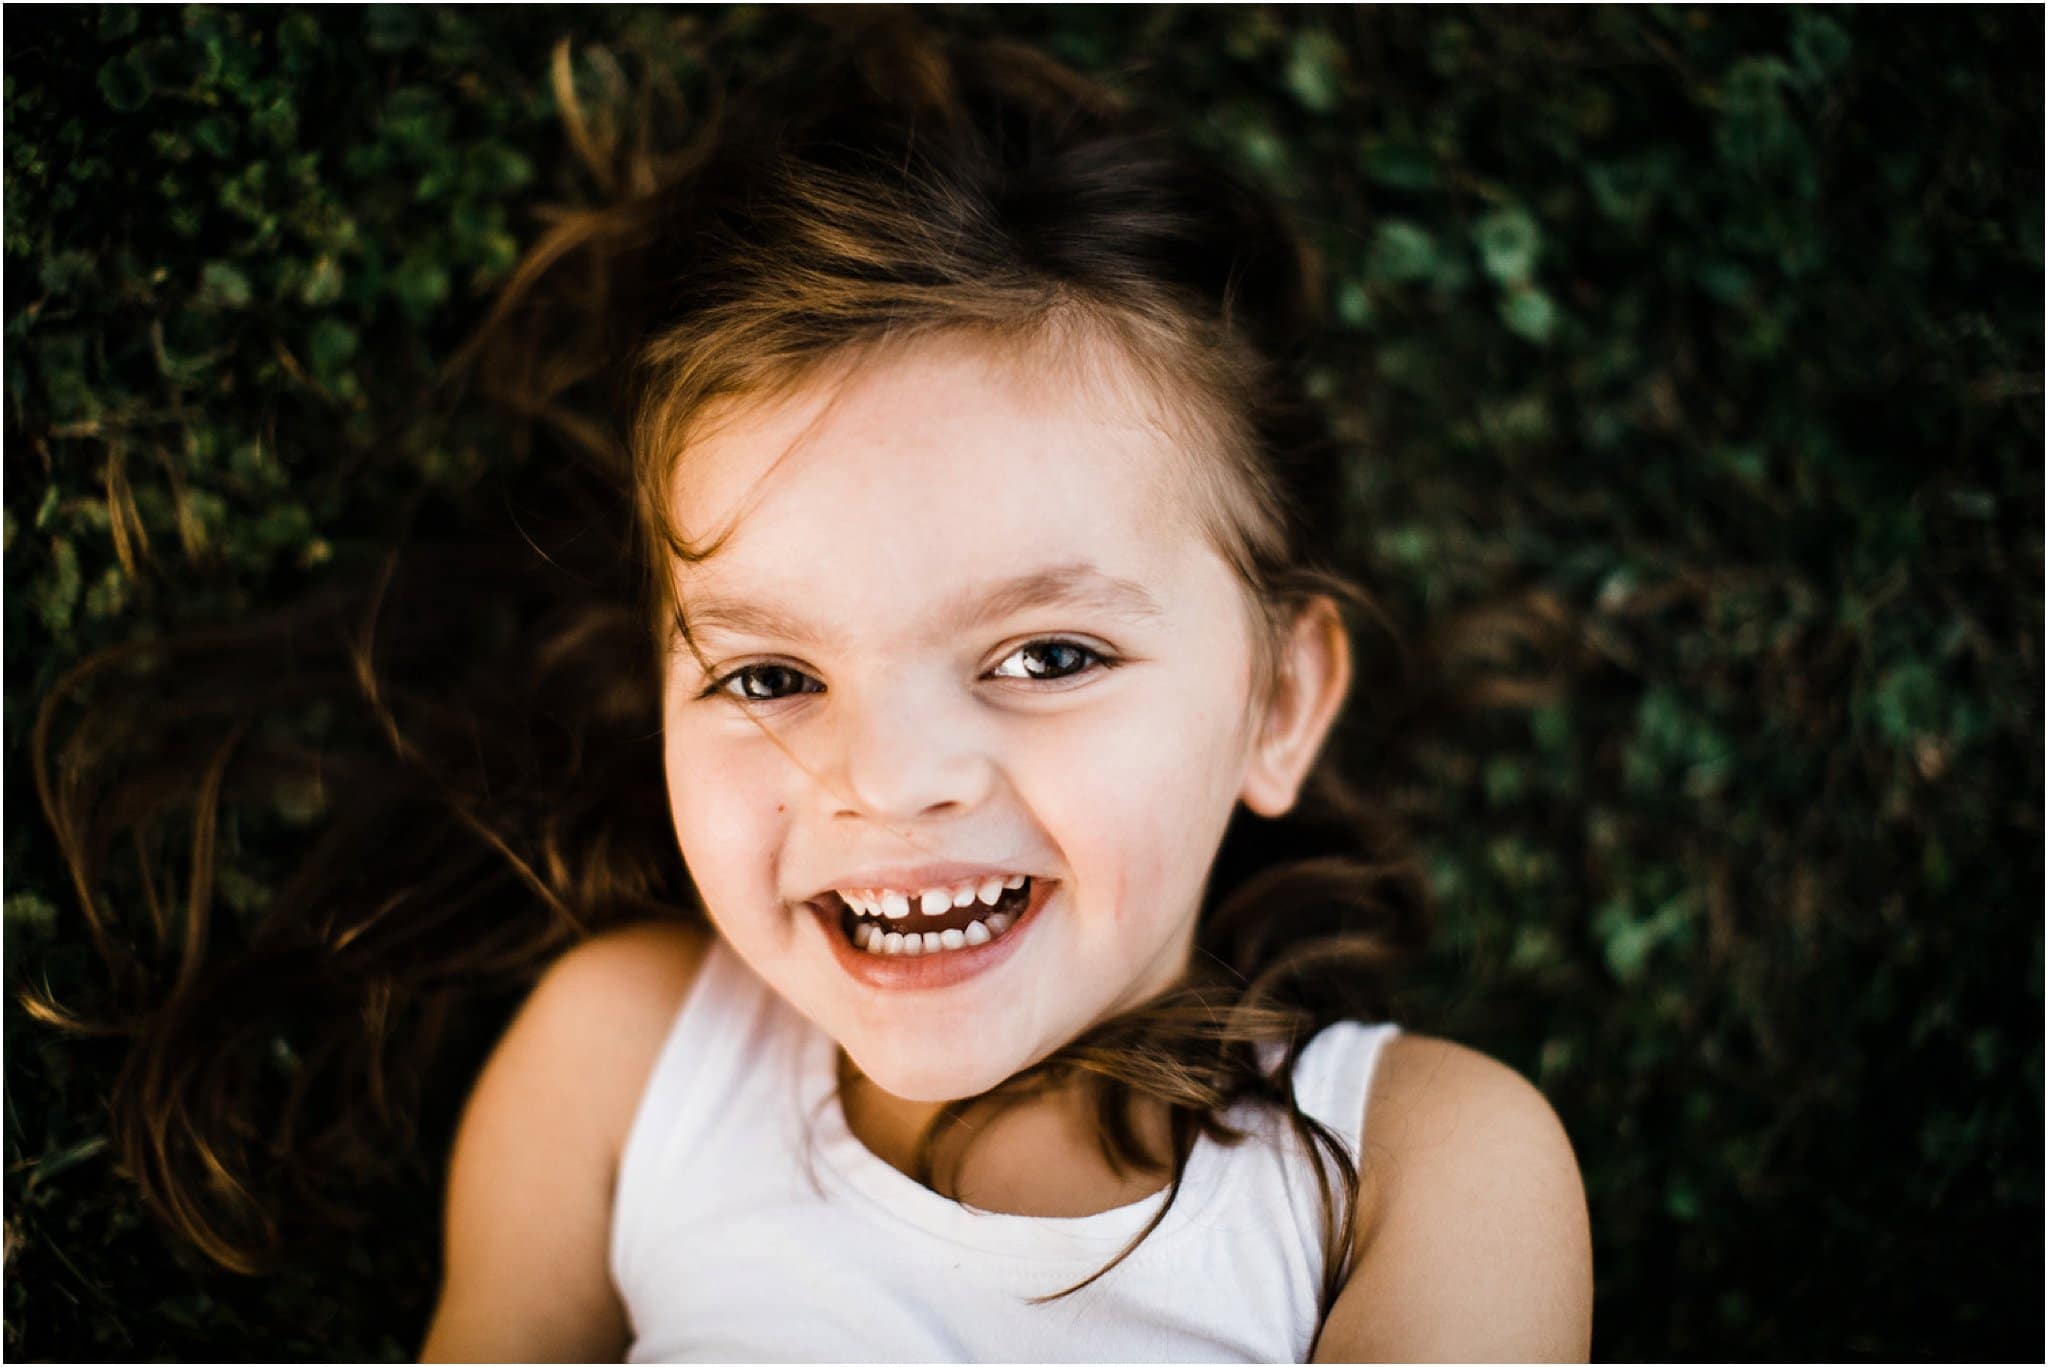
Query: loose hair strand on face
xmin=31 ymin=15 xmax=1465 ymax=1313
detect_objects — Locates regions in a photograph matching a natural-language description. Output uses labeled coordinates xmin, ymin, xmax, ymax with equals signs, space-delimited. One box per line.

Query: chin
xmin=844 ymin=1038 xmax=1035 ymax=1104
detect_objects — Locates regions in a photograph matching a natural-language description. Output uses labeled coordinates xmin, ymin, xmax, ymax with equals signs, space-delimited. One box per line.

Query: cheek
xmin=663 ymin=716 xmax=792 ymax=898
xmin=1017 ymin=687 xmax=1247 ymax=923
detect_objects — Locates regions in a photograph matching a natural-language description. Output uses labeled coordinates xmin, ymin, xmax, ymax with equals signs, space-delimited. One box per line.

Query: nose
xmin=826 ymin=681 xmax=993 ymax=824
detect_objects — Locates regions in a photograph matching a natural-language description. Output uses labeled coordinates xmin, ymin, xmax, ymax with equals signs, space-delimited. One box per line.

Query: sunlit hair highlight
xmin=535 ymin=18 xmax=1430 ymax=1312
xmin=28 ymin=12 xmax=1471 ymax=1320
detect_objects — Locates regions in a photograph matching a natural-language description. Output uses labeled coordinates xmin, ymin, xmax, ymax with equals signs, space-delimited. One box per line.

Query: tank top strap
xmin=611 ymin=934 xmax=785 ymax=1293
xmin=1279 ymin=1019 xmax=1404 ymax=1169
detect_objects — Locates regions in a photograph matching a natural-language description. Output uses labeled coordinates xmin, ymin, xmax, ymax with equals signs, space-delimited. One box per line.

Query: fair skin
xmin=658 ymin=329 xmax=1300 ymax=1111
xmin=422 ymin=331 xmax=1592 ymax=1362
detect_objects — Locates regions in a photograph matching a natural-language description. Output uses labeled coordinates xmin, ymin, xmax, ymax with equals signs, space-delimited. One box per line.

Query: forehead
xmin=667 ymin=331 xmax=1218 ymax=620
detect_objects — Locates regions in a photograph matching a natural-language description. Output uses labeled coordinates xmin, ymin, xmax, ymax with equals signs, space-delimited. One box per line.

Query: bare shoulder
xmin=538 ymin=919 xmax=715 ymax=1059
xmin=501 ymin=918 xmax=715 ymax=1151
xmin=1358 ymin=1034 xmax=1579 ymax=1182
xmin=420 ymin=919 xmax=712 ymax=1363
xmin=1310 ymin=1033 xmax=1594 ymax=1364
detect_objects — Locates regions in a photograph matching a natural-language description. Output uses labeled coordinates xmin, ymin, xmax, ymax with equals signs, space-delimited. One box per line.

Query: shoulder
xmin=529 ymin=918 xmax=714 ymax=1046
xmin=511 ymin=918 xmax=715 ymax=1156
xmin=1357 ymin=1033 xmax=1579 ymax=1184
xmin=442 ymin=917 xmax=713 ymax=1180
xmin=1310 ymin=1032 xmax=1593 ymax=1363
xmin=420 ymin=918 xmax=712 ymax=1362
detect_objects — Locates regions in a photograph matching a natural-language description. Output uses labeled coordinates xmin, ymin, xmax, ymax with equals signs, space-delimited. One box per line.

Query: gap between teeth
xmin=841 ymin=874 xmax=1025 ymax=920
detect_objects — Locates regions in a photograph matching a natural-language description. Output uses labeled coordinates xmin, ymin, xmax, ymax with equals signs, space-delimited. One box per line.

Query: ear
xmin=1239 ymin=596 xmax=1353 ymax=818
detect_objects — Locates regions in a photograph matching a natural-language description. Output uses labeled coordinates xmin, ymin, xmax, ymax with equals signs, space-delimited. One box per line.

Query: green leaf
xmin=1587 ymin=158 xmax=1662 ymax=228
xmin=33 ymin=536 xmax=81 ymax=633
xmin=1665 ymin=1176 xmax=1703 ymax=1222
xmin=1716 ymin=56 xmax=1808 ymax=184
xmin=277 ymin=11 xmax=323 ymax=70
xmin=382 ymin=86 xmax=449 ymax=152
xmin=390 ymin=249 xmax=450 ymax=320
xmin=1714 ymin=444 xmax=1767 ymax=484
xmin=192 ymin=113 xmax=237 ymax=158
xmin=467 ymin=145 xmax=534 ymax=196
xmin=1284 ymin=30 xmax=1346 ymax=114
xmin=1359 ymin=139 xmax=1436 ymax=191
xmin=1367 ymin=220 xmax=1439 ymax=284
xmin=218 ymin=866 xmax=274 ymax=916
xmin=196 ymin=260 xmax=252 ymax=309
xmin=1499 ymin=285 xmax=1558 ymax=344
xmin=1695 ymin=259 xmax=1753 ymax=303
xmin=300 ymin=254 xmax=344 ymax=307
xmin=1595 ymin=893 xmax=1697 ymax=984
xmin=1484 ymin=756 xmax=1527 ymax=806
xmin=1872 ymin=662 xmax=1941 ymax=745
xmin=1473 ymin=206 xmax=1541 ymax=286
xmin=251 ymin=502 xmax=313 ymax=552
xmin=249 ymin=90 xmax=299 ymax=149
xmin=1530 ymin=703 xmax=1573 ymax=755
xmin=307 ymin=317 xmax=358 ymax=385
xmin=96 ymin=50 xmax=150 ymax=113
xmin=5 ymin=891 xmax=59 ymax=940
xmin=273 ymin=774 xmax=328 ymax=825
xmin=1334 ymin=278 xmax=1372 ymax=330
xmin=82 ymin=564 xmax=128 ymax=619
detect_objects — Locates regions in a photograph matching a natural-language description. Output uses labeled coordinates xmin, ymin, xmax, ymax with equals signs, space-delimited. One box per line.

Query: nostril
xmin=829 ymin=734 xmax=996 ymax=822
xmin=831 ymin=797 xmax=964 ymax=822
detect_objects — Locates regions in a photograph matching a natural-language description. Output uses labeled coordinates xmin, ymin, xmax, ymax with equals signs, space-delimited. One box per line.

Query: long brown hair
xmin=29 ymin=12 xmax=1439 ymax=1321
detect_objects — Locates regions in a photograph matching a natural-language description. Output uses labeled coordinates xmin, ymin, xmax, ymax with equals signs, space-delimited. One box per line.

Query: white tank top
xmin=610 ymin=935 xmax=1400 ymax=1362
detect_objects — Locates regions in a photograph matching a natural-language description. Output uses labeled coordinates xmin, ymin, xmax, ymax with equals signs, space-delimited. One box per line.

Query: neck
xmin=833 ymin=1048 xmax=1179 ymax=1211
xmin=835 ymin=1050 xmax=954 ymax=1180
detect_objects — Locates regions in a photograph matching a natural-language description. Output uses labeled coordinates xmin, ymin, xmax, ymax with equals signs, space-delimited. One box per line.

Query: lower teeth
xmin=856 ymin=915 xmax=1015 ymax=957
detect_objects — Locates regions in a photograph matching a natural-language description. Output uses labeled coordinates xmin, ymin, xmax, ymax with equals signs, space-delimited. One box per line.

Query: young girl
xmin=35 ymin=17 xmax=1589 ymax=1363
xmin=409 ymin=23 xmax=1591 ymax=1364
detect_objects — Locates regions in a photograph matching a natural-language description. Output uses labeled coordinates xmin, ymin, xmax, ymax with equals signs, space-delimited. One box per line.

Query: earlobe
xmin=1240 ymin=597 xmax=1352 ymax=818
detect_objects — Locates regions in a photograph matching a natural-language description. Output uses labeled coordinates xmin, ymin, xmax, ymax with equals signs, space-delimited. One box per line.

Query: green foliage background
xmin=5 ymin=5 xmax=2040 ymax=1360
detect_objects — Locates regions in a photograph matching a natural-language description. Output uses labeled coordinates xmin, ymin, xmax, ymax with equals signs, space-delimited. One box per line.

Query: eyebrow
xmin=681 ymin=561 xmax=1164 ymax=648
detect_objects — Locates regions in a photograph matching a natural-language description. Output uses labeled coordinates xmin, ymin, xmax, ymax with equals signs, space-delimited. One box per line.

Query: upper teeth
xmin=839 ymin=875 xmax=1025 ymax=918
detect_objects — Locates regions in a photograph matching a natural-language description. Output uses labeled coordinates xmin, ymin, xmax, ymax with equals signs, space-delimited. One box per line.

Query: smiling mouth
xmin=831 ymin=878 xmax=1036 ymax=955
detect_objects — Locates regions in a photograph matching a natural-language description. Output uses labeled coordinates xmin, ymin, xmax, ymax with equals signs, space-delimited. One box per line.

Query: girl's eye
xmin=988 ymin=640 xmax=1112 ymax=683
xmin=705 ymin=664 xmax=822 ymax=703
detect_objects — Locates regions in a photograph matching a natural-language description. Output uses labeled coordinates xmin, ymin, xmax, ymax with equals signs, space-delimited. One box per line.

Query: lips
xmin=809 ymin=877 xmax=1057 ymax=991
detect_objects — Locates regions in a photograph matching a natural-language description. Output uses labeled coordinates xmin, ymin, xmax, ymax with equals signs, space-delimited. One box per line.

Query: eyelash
xmin=698 ymin=639 xmax=1118 ymax=704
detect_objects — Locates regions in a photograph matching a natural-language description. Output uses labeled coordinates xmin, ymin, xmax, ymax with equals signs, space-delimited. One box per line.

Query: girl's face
xmin=661 ymin=331 xmax=1276 ymax=1103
